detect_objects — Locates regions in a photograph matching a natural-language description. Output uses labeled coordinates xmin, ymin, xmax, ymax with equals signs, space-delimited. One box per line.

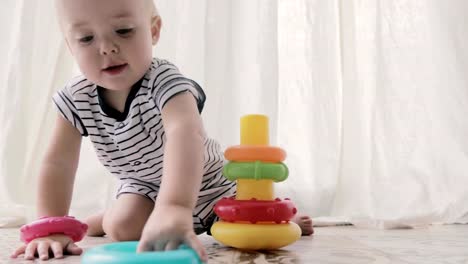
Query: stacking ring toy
xmin=82 ymin=242 xmax=202 ymax=264
xmin=20 ymin=216 xmax=88 ymax=243
xmin=223 ymin=161 xmax=288 ymax=182
xmin=214 ymin=197 xmax=297 ymax=223
xmin=224 ymin=145 xmax=286 ymax=162
xmin=211 ymin=221 xmax=301 ymax=250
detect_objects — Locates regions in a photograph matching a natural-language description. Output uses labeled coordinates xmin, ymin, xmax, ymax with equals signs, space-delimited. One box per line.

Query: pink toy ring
xmin=214 ymin=197 xmax=297 ymax=224
xmin=20 ymin=216 xmax=88 ymax=243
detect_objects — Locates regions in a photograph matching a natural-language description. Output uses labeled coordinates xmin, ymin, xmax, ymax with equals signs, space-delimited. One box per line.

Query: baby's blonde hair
xmin=55 ymin=0 xmax=160 ymax=33
xmin=56 ymin=0 xmax=159 ymax=18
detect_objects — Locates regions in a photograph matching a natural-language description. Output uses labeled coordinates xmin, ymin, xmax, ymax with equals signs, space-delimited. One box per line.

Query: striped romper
xmin=52 ymin=58 xmax=235 ymax=234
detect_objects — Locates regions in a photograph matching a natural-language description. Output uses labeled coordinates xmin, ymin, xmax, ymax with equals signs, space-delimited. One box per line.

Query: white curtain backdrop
xmin=1 ymin=0 xmax=467 ymax=228
xmin=334 ymin=0 xmax=468 ymax=227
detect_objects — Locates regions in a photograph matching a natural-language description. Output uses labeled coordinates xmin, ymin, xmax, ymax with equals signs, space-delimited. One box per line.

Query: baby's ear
xmin=151 ymin=16 xmax=162 ymax=45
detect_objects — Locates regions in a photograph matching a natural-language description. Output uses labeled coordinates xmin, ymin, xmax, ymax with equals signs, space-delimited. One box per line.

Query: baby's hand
xmin=10 ymin=234 xmax=82 ymax=260
xmin=137 ymin=204 xmax=207 ymax=263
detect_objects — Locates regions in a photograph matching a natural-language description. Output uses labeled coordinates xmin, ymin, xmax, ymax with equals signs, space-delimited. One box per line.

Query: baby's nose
xmin=100 ymin=40 xmax=119 ymax=55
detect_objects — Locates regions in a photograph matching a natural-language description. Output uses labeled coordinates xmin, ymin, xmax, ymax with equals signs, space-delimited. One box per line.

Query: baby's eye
xmin=79 ymin=36 xmax=94 ymax=43
xmin=116 ymin=28 xmax=134 ymax=35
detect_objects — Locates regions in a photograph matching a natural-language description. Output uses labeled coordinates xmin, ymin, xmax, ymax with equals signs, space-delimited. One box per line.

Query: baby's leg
xmin=85 ymin=193 xmax=154 ymax=241
xmin=85 ymin=212 xmax=106 ymax=236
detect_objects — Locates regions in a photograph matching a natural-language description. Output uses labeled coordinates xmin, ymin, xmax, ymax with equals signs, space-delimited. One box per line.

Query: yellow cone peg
xmin=240 ymin=114 xmax=269 ymax=145
xmin=236 ymin=179 xmax=274 ymax=200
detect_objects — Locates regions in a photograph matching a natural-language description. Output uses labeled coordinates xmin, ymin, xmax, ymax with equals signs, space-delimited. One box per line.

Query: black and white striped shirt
xmin=52 ymin=58 xmax=231 ymax=198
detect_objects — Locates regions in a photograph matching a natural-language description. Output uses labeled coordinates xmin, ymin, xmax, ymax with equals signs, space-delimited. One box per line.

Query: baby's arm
xmin=37 ymin=114 xmax=82 ymax=217
xmin=11 ymin=114 xmax=83 ymax=260
xmin=157 ymin=91 xmax=204 ymax=210
xmin=137 ymin=91 xmax=207 ymax=261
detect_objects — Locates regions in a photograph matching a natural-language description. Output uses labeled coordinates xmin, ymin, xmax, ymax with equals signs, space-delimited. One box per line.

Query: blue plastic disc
xmin=82 ymin=241 xmax=202 ymax=264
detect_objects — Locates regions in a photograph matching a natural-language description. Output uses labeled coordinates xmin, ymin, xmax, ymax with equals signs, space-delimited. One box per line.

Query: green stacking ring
xmin=223 ymin=161 xmax=288 ymax=182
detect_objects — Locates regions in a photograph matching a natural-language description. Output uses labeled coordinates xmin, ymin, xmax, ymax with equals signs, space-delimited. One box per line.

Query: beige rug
xmin=1 ymin=228 xmax=312 ymax=264
xmin=2 ymin=225 xmax=468 ymax=263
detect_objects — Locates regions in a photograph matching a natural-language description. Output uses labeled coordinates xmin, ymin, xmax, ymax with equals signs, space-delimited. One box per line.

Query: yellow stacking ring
xmin=224 ymin=145 xmax=286 ymax=162
xmin=211 ymin=221 xmax=301 ymax=250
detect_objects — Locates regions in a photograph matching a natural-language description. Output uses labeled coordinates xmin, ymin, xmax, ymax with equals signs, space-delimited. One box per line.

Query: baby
xmin=11 ymin=0 xmax=313 ymax=261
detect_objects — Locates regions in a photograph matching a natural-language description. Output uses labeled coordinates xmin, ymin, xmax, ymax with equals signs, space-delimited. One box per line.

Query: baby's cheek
xmin=129 ymin=39 xmax=153 ymax=67
xmin=77 ymin=56 xmax=100 ymax=84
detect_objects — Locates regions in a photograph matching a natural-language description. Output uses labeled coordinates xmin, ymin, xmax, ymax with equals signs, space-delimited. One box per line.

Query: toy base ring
xmin=211 ymin=221 xmax=301 ymax=250
xmin=82 ymin=242 xmax=202 ymax=264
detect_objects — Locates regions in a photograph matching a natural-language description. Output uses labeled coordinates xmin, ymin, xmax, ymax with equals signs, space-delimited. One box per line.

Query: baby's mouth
xmin=103 ymin=63 xmax=128 ymax=75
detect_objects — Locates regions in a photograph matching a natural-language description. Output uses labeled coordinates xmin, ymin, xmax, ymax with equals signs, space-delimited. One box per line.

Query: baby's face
xmin=58 ymin=0 xmax=159 ymax=91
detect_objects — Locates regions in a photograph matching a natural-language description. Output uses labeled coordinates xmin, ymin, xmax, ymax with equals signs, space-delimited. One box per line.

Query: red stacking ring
xmin=214 ymin=197 xmax=297 ymax=224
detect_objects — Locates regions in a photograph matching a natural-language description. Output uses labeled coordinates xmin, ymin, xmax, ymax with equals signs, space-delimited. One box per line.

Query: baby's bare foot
xmin=85 ymin=212 xmax=105 ymax=237
xmin=292 ymin=215 xmax=313 ymax=236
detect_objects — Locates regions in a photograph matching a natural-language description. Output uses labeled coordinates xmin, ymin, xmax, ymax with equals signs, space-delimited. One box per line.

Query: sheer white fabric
xmin=333 ymin=0 xmax=468 ymax=227
xmin=1 ymin=0 xmax=467 ymax=228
